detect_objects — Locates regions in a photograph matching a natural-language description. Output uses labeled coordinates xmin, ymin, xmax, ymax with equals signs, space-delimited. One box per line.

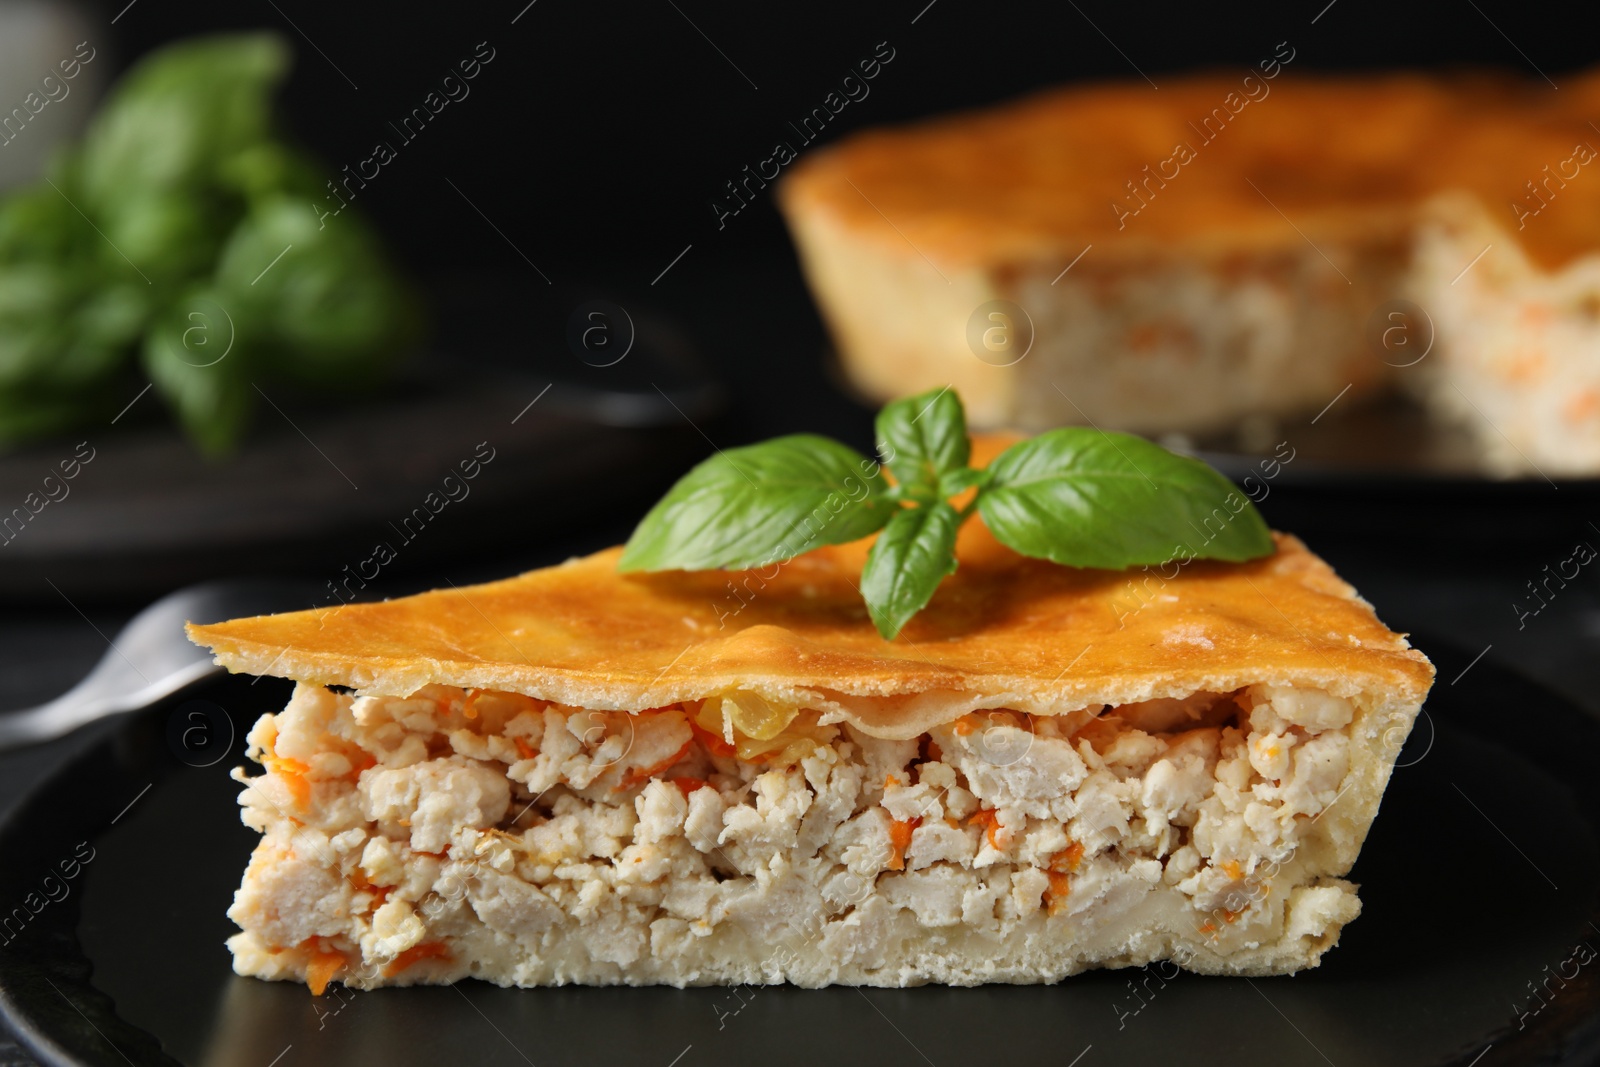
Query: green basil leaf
xmin=216 ymin=195 xmax=419 ymax=384
xmin=141 ymin=303 xmax=254 ymax=456
xmin=977 ymin=428 xmax=1273 ymax=569
xmin=619 ymin=434 xmax=892 ymax=572
xmin=939 ymin=465 xmax=992 ymax=498
xmin=860 ymin=502 xmax=961 ymax=639
xmin=77 ymin=34 xmax=291 ymax=214
xmin=875 ymin=387 xmax=970 ymax=499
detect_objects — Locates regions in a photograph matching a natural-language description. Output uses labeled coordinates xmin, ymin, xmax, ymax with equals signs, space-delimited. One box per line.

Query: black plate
xmin=2 ymin=640 xmax=1598 ymax=1067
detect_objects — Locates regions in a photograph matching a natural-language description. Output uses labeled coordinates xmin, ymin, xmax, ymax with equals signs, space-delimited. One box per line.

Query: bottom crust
xmin=226 ymin=682 xmax=1406 ymax=989
xmin=230 ymin=880 xmax=1359 ymax=989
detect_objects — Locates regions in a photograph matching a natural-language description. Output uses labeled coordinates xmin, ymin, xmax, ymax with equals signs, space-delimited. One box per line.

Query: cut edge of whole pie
xmin=189 ymin=506 xmax=1433 ymax=990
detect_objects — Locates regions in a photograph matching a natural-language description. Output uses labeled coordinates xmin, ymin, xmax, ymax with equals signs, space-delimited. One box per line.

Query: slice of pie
xmin=778 ymin=69 xmax=1600 ymax=474
xmin=189 ymin=505 xmax=1432 ymax=989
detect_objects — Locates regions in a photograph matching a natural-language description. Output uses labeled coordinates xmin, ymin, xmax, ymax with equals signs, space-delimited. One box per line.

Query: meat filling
xmin=227 ymin=682 xmax=1365 ymax=989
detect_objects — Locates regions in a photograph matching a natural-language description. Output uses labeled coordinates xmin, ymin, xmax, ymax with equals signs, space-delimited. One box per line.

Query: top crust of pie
xmin=779 ymin=70 xmax=1600 ymax=271
xmin=189 ymin=521 xmax=1433 ymax=740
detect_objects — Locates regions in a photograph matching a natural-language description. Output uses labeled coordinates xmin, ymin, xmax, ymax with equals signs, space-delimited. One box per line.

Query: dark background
xmin=87 ymin=0 xmax=1594 ymax=281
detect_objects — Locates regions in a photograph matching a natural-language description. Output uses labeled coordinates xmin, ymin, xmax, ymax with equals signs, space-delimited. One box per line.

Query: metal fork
xmin=0 ymin=580 xmax=320 ymax=752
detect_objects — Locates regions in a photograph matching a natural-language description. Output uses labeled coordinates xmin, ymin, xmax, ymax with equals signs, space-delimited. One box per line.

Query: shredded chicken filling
xmin=229 ymin=682 xmax=1358 ymax=987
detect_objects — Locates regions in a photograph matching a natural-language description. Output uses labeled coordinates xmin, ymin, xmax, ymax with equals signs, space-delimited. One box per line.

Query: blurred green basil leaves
xmin=0 ymin=33 xmax=418 ymax=453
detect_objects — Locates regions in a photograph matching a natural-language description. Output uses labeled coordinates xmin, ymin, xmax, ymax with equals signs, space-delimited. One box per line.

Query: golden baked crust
xmin=189 ymin=430 xmax=1432 ymax=739
xmin=188 ymin=532 xmax=1431 ymax=737
xmin=780 ymin=70 xmax=1600 ymax=271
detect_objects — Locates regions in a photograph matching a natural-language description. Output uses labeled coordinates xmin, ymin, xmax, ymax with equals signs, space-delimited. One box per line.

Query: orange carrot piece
xmin=384 ymin=941 xmax=452 ymax=977
xmin=1048 ymin=842 xmax=1085 ymax=874
xmin=887 ymin=817 xmax=922 ymax=871
xmin=690 ymin=720 xmax=737 ymax=759
xmin=967 ymin=808 xmax=1003 ymax=849
xmin=298 ymin=938 xmax=346 ymax=995
xmin=670 ymin=776 xmax=708 ymax=795
xmin=620 ymin=739 xmax=695 ymax=789
xmin=266 ymin=755 xmax=312 ymax=808
xmin=1046 ymin=871 xmax=1072 ymax=915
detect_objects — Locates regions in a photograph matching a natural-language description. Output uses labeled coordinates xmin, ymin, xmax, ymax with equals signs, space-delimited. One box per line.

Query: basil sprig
xmin=619 ymin=388 xmax=1274 ymax=639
